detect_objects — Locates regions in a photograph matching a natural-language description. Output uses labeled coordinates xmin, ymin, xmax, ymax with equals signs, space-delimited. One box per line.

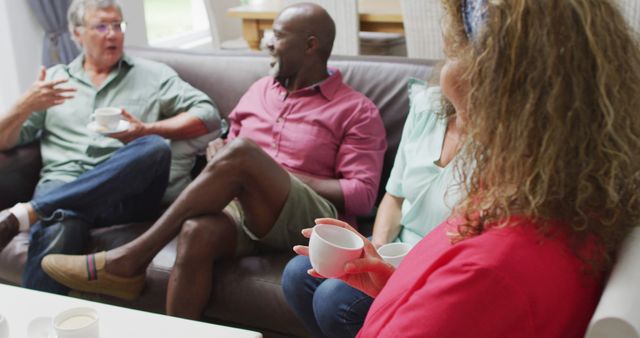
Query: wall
xmin=619 ymin=0 xmax=640 ymax=34
xmin=120 ymin=0 xmax=148 ymax=47
xmin=0 ymin=0 xmax=43 ymax=111
xmin=0 ymin=0 xmax=148 ymax=111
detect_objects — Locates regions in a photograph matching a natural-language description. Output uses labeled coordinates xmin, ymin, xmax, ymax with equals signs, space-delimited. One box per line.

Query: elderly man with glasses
xmin=0 ymin=0 xmax=223 ymax=295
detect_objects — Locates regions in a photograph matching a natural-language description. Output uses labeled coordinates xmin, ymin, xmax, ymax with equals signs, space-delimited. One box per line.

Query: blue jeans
xmin=282 ymin=255 xmax=373 ymax=338
xmin=22 ymin=135 xmax=171 ymax=294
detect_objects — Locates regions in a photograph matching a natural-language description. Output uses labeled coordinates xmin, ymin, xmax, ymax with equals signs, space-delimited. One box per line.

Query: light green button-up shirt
xmin=18 ymin=53 xmax=221 ymax=199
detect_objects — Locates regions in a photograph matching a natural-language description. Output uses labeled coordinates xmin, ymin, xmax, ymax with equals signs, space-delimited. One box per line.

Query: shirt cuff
xmin=340 ymin=178 xmax=376 ymax=217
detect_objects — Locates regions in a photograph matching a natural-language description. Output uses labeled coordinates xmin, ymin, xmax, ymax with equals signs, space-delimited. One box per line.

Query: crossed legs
xmin=10 ymin=135 xmax=171 ymax=294
xmin=42 ymin=138 xmax=294 ymax=311
xmin=104 ymin=137 xmax=292 ymax=277
xmin=0 ymin=135 xmax=171 ymax=253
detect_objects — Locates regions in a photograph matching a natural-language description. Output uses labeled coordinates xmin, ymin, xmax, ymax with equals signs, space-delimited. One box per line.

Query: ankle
xmin=25 ymin=203 xmax=37 ymax=225
xmin=9 ymin=203 xmax=34 ymax=231
xmin=106 ymin=250 xmax=143 ymax=277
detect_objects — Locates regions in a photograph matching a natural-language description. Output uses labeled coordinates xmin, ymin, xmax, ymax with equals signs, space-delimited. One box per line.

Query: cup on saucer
xmin=27 ymin=317 xmax=53 ymax=338
xmin=91 ymin=107 xmax=122 ymax=132
xmin=28 ymin=307 xmax=100 ymax=338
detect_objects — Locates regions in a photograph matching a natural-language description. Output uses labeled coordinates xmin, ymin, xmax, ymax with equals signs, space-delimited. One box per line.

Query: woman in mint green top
xmin=283 ymin=78 xmax=464 ymax=338
xmin=379 ymin=82 xmax=463 ymax=247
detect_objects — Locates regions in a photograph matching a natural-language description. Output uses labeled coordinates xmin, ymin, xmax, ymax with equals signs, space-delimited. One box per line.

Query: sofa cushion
xmin=0 ymin=144 xmax=40 ymax=209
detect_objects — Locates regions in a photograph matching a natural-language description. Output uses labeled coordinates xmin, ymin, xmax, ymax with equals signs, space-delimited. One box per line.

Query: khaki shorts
xmin=222 ymin=174 xmax=338 ymax=256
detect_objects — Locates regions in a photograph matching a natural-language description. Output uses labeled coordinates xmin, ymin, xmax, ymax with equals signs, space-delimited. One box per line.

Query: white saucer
xmin=27 ymin=316 xmax=55 ymax=338
xmin=87 ymin=120 xmax=130 ymax=135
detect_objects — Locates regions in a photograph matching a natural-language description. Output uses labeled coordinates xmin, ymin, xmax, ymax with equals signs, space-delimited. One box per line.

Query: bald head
xmin=276 ymin=3 xmax=336 ymax=61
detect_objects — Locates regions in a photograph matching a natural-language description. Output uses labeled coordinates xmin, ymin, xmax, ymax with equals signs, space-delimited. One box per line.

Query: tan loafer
xmin=41 ymin=251 xmax=145 ymax=301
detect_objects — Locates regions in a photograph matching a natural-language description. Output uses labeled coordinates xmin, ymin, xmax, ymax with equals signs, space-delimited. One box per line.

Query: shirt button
xmin=276 ymin=117 xmax=283 ymax=123
xmin=272 ymin=142 xmax=277 ymax=148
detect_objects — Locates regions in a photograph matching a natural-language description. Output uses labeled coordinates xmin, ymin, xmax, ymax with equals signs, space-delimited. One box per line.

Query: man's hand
xmin=292 ymin=172 xmax=345 ymax=212
xmin=15 ymin=66 xmax=76 ymax=115
xmin=206 ymin=138 xmax=226 ymax=162
xmin=107 ymin=109 xmax=148 ymax=143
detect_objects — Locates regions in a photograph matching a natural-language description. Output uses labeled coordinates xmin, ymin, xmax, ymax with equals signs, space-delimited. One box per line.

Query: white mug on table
xmin=0 ymin=313 xmax=9 ymax=338
xmin=53 ymin=307 xmax=100 ymax=338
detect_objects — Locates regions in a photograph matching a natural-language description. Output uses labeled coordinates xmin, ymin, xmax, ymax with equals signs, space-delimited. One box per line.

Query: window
xmin=143 ymin=0 xmax=210 ymax=48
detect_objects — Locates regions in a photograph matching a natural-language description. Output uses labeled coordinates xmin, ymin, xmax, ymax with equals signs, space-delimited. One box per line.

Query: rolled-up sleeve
xmin=336 ymin=104 xmax=387 ymax=216
xmin=157 ymin=73 xmax=223 ymax=133
xmin=17 ymin=110 xmax=46 ymax=146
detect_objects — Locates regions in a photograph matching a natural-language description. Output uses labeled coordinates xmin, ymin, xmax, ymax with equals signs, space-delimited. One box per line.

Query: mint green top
xmin=385 ymin=83 xmax=463 ymax=246
xmin=17 ymin=54 xmax=221 ymax=197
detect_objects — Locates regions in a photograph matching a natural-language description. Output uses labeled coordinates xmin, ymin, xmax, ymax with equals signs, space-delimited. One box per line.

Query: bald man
xmin=41 ymin=3 xmax=387 ymax=319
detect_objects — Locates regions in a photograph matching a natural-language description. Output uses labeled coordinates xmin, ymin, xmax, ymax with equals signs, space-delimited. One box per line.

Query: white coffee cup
xmin=53 ymin=307 xmax=99 ymax=338
xmin=377 ymin=242 xmax=413 ymax=268
xmin=0 ymin=313 xmax=9 ymax=338
xmin=92 ymin=107 xmax=122 ymax=131
xmin=309 ymin=224 xmax=364 ymax=278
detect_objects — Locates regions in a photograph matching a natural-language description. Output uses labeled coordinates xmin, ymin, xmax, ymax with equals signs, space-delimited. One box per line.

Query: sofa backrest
xmin=127 ymin=46 xmax=437 ymax=203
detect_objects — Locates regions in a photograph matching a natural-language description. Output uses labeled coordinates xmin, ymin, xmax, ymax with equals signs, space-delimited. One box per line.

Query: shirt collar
xmin=270 ymin=67 xmax=342 ymax=101
xmin=67 ymin=52 xmax=134 ymax=81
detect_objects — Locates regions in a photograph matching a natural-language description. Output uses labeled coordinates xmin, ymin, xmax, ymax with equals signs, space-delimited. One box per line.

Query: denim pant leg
xmin=282 ymin=255 xmax=373 ymax=338
xmin=283 ymin=255 xmax=326 ymax=338
xmin=22 ymin=181 xmax=91 ymax=294
xmin=23 ymin=219 xmax=91 ymax=294
xmin=30 ymin=135 xmax=171 ymax=226
xmin=314 ymin=278 xmax=373 ymax=338
xmin=23 ymin=135 xmax=171 ymax=294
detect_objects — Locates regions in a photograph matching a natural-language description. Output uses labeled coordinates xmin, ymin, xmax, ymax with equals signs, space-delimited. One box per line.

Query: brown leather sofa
xmin=0 ymin=46 xmax=435 ymax=338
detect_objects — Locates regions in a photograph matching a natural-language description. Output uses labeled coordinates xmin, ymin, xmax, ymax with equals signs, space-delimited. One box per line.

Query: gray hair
xmin=67 ymin=0 xmax=123 ymax=35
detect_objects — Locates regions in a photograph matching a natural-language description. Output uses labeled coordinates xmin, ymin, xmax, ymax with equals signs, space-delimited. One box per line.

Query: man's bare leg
xmin=104 ymin=138 xmax=292 ymax=277
xmin=166 ymin=214 xmax=237 ymax=319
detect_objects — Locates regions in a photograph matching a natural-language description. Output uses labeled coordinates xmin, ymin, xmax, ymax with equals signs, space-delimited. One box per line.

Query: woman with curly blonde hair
xmin=292 ymin=0 xmax=640 ymax=336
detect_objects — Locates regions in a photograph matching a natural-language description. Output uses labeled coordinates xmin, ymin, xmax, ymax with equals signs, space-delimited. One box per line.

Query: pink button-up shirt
xmin=227 ymin=69 xmax=387 ymax=220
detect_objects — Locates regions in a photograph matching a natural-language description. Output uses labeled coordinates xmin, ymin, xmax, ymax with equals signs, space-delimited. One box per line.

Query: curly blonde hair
xmin=443 ymin=0 xmax=640 ymax=267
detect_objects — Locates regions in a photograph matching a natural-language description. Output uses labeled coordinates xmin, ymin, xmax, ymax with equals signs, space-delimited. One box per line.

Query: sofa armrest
xmin=0 ymin=143 xmax=41 ymax=209
xmin=585 ymin=227 xmax=640 ymax=338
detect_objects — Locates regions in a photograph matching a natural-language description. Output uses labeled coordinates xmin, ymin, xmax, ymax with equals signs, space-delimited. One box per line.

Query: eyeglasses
xmin=84 ymin=21 xmax=127 ymax=35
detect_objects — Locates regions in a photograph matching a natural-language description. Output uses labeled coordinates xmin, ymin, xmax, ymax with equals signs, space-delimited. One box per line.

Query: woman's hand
xmin=293 ymin=217 xmax=396 ymax=298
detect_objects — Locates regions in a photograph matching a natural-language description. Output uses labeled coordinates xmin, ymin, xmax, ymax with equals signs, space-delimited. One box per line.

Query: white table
xmin=0 ymin=284 xmax=262 ymax=338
